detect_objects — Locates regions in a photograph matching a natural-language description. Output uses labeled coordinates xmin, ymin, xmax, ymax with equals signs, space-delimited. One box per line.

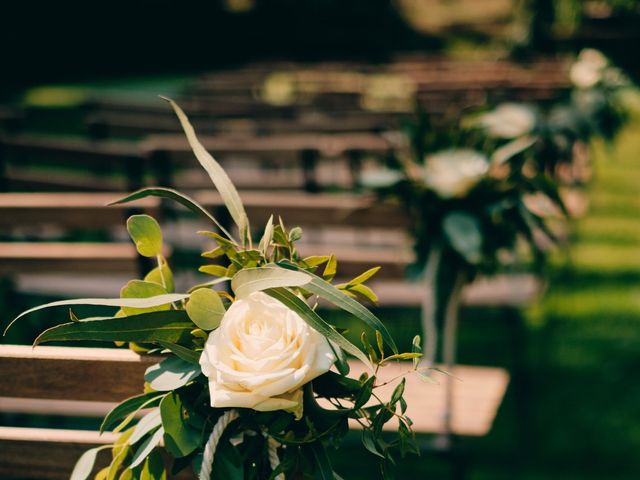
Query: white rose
xmin=570 ymin=49 xmax=608 ymax=89
xmin=480 ymin=103 xmax=536 ymax=138
xmin=199 ymin=291 xmax=335 ymax=414
xmin=423 ymin=149 xmax=489 ymax=199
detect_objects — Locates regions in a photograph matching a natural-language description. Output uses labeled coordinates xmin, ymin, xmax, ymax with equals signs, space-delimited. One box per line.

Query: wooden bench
xmin=0 ymin=191 xmax=545 ymax=305
xmin=0 ymin=134 xmax=145 ymax=192
xmin=0 ymin=345 xmax=510 ymax=479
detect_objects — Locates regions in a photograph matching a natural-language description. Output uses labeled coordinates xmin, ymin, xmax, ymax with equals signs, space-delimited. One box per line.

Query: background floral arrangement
xmin=6 ymin=99 xmax=423 ymax=480
xmin=363 ymin=49 xmax=630 ymax=364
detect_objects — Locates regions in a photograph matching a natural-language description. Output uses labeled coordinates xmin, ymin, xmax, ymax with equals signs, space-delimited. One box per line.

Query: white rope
xmin=200 ymin=409 xmax=239 ymax=480
xmin=267 ymin=435 xmax=285 ymax=480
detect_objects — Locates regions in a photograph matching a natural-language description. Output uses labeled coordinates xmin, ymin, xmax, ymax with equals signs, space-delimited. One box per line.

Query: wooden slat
xmin=195 ymin=190 xmax=407 ymax=229
xmin=0 ymin=427 xmax=116 ymax=480
xmin=0 ymin=346 xmax=157 ymax=402
xmin=141 ymin=132 xmax=391 ymax=157
xmin=0 ymin=242 xmax=139 ymax=276
xmin=0 ymin=193 xmax=159 ymax=229
xmin=0 ymin=427 xmax=194 ymax=480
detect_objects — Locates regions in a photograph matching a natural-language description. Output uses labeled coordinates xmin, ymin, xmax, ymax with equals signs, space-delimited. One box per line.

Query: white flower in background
xmin=570 ymin=48 xmax=609 ymax=89
xmin=479 ymin=103 xmax=536 ymax=138
xmin=199 ymin=291 xmax=335 ymax=416
xmin=423 ymin=149 xmax=489 ymax=198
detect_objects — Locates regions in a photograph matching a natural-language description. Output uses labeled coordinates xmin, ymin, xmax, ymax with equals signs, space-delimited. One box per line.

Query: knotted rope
xmin=199 ymin=409 xmax=239 ymax=480
xmin=266 ymin=435 xmax=285 ymax=480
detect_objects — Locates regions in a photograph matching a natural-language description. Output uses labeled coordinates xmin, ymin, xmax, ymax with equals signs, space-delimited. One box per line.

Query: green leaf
xmin=231 ymin=265 xmax=311 ymax=299
xmin=349 ymin=284 xmax=379 ymax=303
xmin=186 ymin=288 xmax=225 ymax=330
xmin=443 ymin=211 xmax=483 ymax=264
xmin=302 ymin=255 xmax=331 ymax=268
xmin=380 ymin=353 xmax=422 ymax=364
xmin=265 ymin=287 xmax=372 ymax=369
xmin=162 ymin=97 xmax=249 ymax=242
xmin=259 ymin=215 xmax=274 ymax=255
xmin=361 ymin=430 xmax=384 ymax=458
xmin=309 ymin=441 xmax=335 ymax=480
xmin=289 ymin=226 xmax=303 ymax=242
xmin=347 ymin=267 xmax=381 ymax=286
xmin=120 ymin=281 xmax=170 ymax=316
xmin=129 ymin=409 xmax=162 ymax=445
xmin=101 ymin=392 xmax=165 ymax=433
xmin=108 ymin=187 xmax=235 ymax=242
xmin=328 ymin=341 xmax=350 ymax=376
xmin=144 ymin=356 xmax=201 ymax=391
xmin=6 ymin=294 xmax=189 ymax=335
xmin=354 ymin=376 xmax=376 ymax=409
xmin=323 ymin=255 xmax=337 ymax=281
xmin=199 ymin=265 xmax=229 ymax=277
xmin=127 ymin=215 xmax=163 ymax=258
xmin=70 ymin=445 xmax=111 ymax=480
xmin=390 ymin=378 xmax=405 ymax=406
xmin=144 ymin=259 xmax=174 ymax=293
xmin=157 ymin=341 xmax=201 ymax=364
xmin=211 ymin=440 xmax=244 ymax=480
xmin=160 ymin=392 xmax=202 ymax=458
xmin=34 ymin=310 xmax=195 ymax=345
xmin=277 ymin=262 xmax=398 ymax=354
xmin=139 ymin=450 xmax=167 ymax=480
xmin=129 ymin=427 xmax=164 ymax=469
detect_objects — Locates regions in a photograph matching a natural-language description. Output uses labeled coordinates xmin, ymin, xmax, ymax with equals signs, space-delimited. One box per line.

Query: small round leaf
xmin=186 ymin=288 xmax=225 ymax=330
xmin=127 ymin=214 xmax=163 ymax=258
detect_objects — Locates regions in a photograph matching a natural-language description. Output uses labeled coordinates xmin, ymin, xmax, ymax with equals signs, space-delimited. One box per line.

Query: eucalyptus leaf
xmin=144 ymin=356 xmax=201 ymax=391
xmin=265 ymin=287 xmax=372 ymax=369
xmin=144 ymin=259 xmax=174 ymax=293
xmin=259 ymin=214 xmax=274 ymax=255
xmin=101 ymin=392 xmax=165 ymax=433
xmin=34 ymin=310 xmax=195 ymax=345
xmin=160 ymin=392 xmax=202 ymax=458
xmin=129 ymin=409 xmax=162 ymax=445
xmin=70 ymin=445 xmax=111 ymax=480
xmin=162 ymin=97 xmax=249 ymax=241
xmin=157 ymin=341 xmax=201 ymax=364
xmin=127 ymin=215 xmax=163 ymax=258
xmin=231 ymin=265 xmax=311 ymax=299
xmin=442 ymin=211 xmax=483 ymax=264
xmin=129 ymin=426 xmax=164 ymax=469
xmin=309 ymin=441 xmax=335 ymax=480
xmin=108 ymin=187 xmax=235 ymax=242
xmin=120 ymin=280 xmax=170 ymax=316
xmin=6 ymin=294 xmax=189 ymax=335
xmin=185 ymin=288 xmax=225 ymax=330
xmin=139 ymin=450 xmax=167 ymax=480
xmin=277 ymin=262 xmax=398 ymax=354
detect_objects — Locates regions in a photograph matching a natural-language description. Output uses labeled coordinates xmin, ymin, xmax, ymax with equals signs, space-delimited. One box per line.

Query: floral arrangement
xmin=363 ymin=48 xmax=632 ymax=364
xmin=7 ymin=99 xmax=423 ymax=479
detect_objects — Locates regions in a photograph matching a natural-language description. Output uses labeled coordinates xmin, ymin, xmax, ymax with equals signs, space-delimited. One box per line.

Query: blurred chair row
xmin=0 ymin=55 xmax=573 ymax=479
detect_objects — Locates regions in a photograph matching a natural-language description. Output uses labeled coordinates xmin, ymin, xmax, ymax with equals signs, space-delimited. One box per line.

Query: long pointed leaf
xmin=277 ymin=262 xmax=398 ymax=354
xmin=161 ymin=97 xmax=249 ymax=240
xmin=107 ymin=187 xmax=235 ymax=242
xmin=100 ymin=392 xmax=166 ymax=433
xmin=265 ymin=288 xmax=372 ymax=369
xmin=34 ymin=310 xmax=195 ymax=345
xmin=5 ymin=294 xmax=189 ymax=335
xmin=231 ymin=265 xmax=311 ymax=299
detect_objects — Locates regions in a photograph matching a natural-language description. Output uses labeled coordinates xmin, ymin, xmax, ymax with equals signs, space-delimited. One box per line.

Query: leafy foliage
xmin=7 ymin=99 xmax=421 ymax=479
